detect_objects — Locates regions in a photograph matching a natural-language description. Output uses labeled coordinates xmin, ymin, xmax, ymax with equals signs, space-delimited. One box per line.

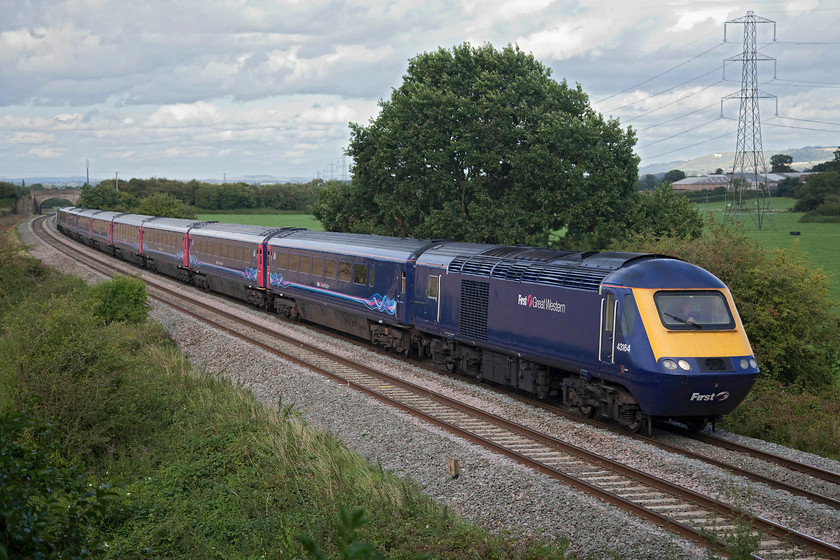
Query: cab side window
xmin=427 ymin=275 xmax=439 ymax=300
xmin=620 ymin=294 xmax=638 ymax=336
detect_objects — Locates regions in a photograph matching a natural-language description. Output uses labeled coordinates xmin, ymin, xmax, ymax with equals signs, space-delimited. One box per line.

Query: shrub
xmin=0 ymin=292 xmax=128 ymax=457
xmin=721 ymin=379 xmax=840 ymax=459
xmin=0 ymin=248 xmax=51 ymax=316
xmin=90 ymin=274 xmax=150 ymax=324
xmin=0 ymin=413 xmax=113 ymax=559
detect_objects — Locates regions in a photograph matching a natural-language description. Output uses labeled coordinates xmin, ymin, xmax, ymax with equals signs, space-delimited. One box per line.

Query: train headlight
xmin=663 ymin=359 xmax=678 ymax=370
xmin=750 ymin=358 xmax=757 ymax=368
xmin=740 ymin=358 xmax=749 ymax=369
xmin=677 ymin=359 xmax=691 ymax=371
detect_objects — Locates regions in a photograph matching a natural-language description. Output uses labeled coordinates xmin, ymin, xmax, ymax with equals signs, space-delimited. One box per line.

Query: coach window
xmin=288 ymin=253 xmax=299 ymax=272
xmin=401 ymin=271 xmax=406 ymax=293
xmin=276 ymin=251 xmax=288 ymax=270
xmin=368 ymin=266 xmax=375 ymax=286
xmin=300 ymin=255 xmax=311 ymax=275
xmin=326 ymin=260 xmax=337 ymax=279
xmin=353 ymin=264 xmax=367 ymax=285
xmin=339 ymin=261 xmax=352 ymax=282
xmin=312 ymin=257 xmax=324 ymax=277
xmin=427 ymin=275 xmax=439 ymax=300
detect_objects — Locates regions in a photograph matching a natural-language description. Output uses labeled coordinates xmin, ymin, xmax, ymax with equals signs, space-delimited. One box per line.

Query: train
xmin=56 ymin=206 xmax=759 ymax=433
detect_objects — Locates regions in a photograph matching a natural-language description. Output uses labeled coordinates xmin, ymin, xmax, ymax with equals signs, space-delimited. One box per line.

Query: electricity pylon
xmin=722 ymin=11 xmax=777 ymax=230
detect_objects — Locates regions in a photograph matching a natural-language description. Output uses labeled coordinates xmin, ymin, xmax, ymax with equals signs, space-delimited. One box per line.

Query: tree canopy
xmin=312 ymin=43 xmax=641 ymax=249
xmin=662 ymin=169 xmax=686 ymax=184
xmin=770 ymin=153 xmax=794 ymax=173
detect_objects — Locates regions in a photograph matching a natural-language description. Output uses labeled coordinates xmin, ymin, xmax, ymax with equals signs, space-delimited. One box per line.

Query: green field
xmin=197 ymin=212 xmax=323 ymax=230
xmin=696 ymin=197 xmax=840 ymax=304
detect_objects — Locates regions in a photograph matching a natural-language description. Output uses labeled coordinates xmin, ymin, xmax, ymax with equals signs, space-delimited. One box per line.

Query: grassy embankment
xmin=0 ymin=216 xmax=575 ymax=559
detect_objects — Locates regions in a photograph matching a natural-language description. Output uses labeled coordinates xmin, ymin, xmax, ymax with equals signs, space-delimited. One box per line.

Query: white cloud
xmin=27 ymin=146 xmax=63 ymax=158
xmin=7 ymin=131 xmax=55 ymax=144
xmin=297 ymin=104 xmax=357 ymax=124
xmin=148 ymin=102 xmax=223 ymax=127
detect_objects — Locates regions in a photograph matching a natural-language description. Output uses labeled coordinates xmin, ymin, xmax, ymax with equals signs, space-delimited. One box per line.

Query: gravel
xmin=20 ymin=216 xmax=840 ymax=560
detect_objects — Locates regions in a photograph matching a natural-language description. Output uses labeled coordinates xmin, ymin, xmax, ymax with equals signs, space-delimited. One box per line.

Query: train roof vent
xmin=480 ymin=246 xmax=527 ymax=259
xmin=272 ymin=227 xmax=307 ymax=238
xmin=449 ymin=255 xmax=496 ymax=276
xmin=520 ymin=264 xmax=609 ymax=291
xmin=490 ymin=261 xmax=530 ymax=281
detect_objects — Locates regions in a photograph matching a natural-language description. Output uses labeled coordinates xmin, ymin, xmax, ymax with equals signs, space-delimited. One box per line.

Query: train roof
xmin=190 ymin=221 xmax=291 ymax=243
xmin=604 ymin=257 xmax=727 ymax=290
xmin=113 ymin=213 xmax=156 ymax=226
xmin=90 ymin=211 xmax=127 ymax=221
xmin=142 ymin=216 xmax=206 ymax=233
xmin=431 ymin=246 xmax=658 ymax=292
xmin=269 ymin=230 xmax=437 ymax=262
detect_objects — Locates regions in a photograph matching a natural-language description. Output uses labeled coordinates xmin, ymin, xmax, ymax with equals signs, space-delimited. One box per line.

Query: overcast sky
xmin=2 ymin=0 xmax=838 ymax=182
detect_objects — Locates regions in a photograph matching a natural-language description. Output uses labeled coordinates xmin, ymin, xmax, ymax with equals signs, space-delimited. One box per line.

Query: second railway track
xmin=30 ymin=214 xmax=840 ymax=559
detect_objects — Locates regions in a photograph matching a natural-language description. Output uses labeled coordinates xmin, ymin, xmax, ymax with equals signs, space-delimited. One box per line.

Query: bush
xmin=0 ymin=292 xmax=131 ymax=457
xmin=0 ymin=248 xmax=51 ymax=316
xmin=0 ymin=413 xmax=113 ymax=560
xmin=90 ymin=274 xmax=150 ymax=324
xmin=721 ymin=379 xmax=840 ymax=459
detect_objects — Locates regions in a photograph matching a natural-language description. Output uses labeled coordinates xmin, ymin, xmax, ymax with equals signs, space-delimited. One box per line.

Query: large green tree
xmin=770 ymin=153 xmax=794 ymax=173
xmin=312 ymin=43 xmax=639 ymax=248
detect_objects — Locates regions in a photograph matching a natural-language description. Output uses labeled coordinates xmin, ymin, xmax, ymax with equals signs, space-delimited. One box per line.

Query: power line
xmin=624 ymin=82 xmax=724 ymax=123
xmin=638 ymin=116 xmax=723 ymax=148
xmin=774 ymin=40 xmax=840 ymax=45
xmin=643 ymin=130 xmax=734 ymax=159
xmin=602 ymin=68 xmax=721 ymax=113
xmin=595 ymin=40 xmax=725 ymax=104
xmin=638 ymin=102 xmax=719 ymax=131
xmin=766 ymin=79 xmax=840 ymax=89
xmin=762 ymin=121 xmax=840 ymax=133
xmin=775 ymin=115 xmax=840 ymax=127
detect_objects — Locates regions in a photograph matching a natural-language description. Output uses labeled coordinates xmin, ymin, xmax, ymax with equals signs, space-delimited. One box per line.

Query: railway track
xmin=32 ymin=214 xmax=840 ymax=559
xmin=507 ymin=394 xmax=840 ymax=511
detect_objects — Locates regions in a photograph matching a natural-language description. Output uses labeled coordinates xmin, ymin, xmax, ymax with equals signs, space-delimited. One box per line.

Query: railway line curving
xmin=26 ymin=214 xmax=840 ymax=559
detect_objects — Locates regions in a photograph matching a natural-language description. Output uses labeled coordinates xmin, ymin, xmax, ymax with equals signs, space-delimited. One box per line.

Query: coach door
xmin=599 ymin=292 xmax=617 ymax=365
xmin=257 ymin=244 xmax=266 ymax=288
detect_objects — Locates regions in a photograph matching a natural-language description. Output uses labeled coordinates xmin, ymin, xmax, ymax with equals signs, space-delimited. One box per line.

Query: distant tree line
xmin=79 ymin=178 xmax=332 ymax=219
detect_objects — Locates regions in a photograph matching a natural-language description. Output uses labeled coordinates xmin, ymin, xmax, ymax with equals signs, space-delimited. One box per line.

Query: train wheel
xmin=625 ymin=410 xmax=645 ymax=433
xmin=568 ymin=388 xmax=594 ymax=418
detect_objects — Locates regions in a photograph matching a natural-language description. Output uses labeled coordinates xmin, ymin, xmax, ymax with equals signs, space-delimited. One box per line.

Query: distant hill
xmin=639 ymin=146 xmax=837 ymax=177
